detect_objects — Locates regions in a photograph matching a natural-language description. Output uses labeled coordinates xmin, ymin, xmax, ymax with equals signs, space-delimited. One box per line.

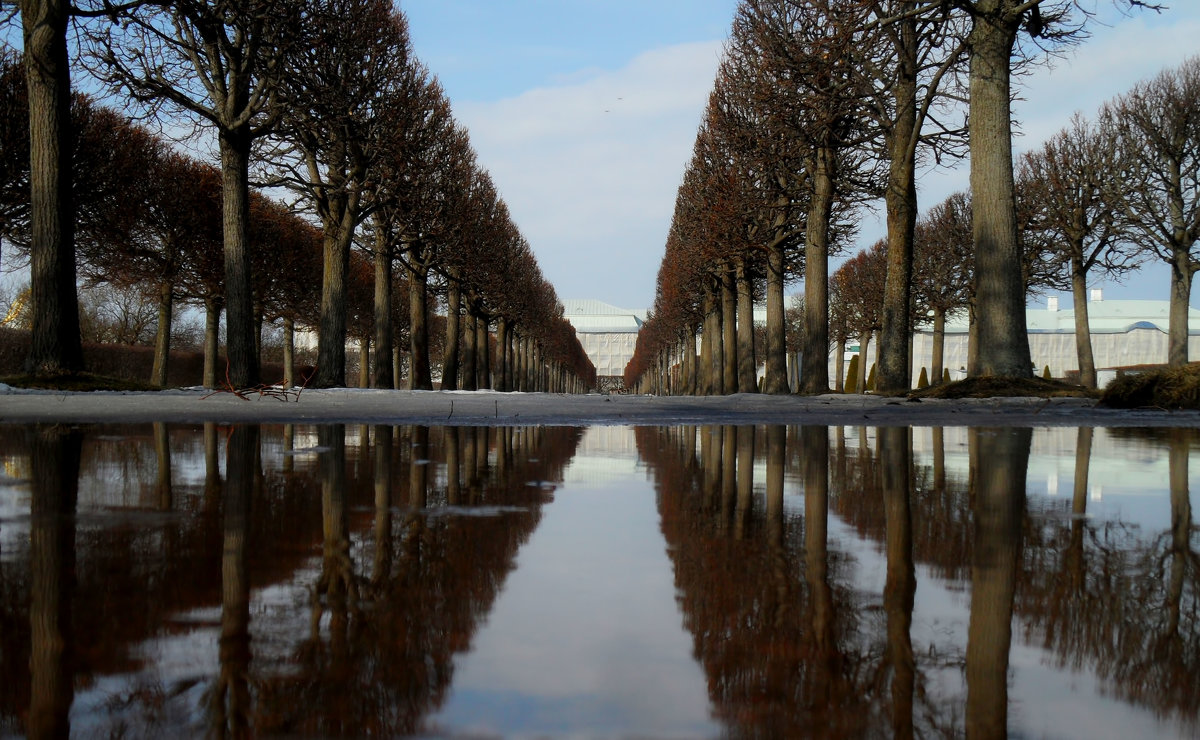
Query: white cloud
xmin=454 ymin=41 xmax=724 ymax=309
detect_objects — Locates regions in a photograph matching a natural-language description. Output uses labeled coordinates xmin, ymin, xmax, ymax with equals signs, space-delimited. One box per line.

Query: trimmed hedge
xmin=0 ymin=327 xmax=286 ymax=387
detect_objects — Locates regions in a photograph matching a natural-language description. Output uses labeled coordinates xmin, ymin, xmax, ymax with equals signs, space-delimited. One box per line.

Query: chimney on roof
xmin=1047 ymin=296 xmax=1059 ymax=312
xmin=1090 ymin=288 xmax=1104 ymax=302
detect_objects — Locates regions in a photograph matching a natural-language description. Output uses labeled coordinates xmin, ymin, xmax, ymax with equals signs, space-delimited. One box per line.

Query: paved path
xmin=3 ymin=388 xmax=1198 ymax=427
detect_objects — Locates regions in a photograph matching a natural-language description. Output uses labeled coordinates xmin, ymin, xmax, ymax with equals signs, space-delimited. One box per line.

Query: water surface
xmin=1 ymin=423 xmax=1197 ymax=738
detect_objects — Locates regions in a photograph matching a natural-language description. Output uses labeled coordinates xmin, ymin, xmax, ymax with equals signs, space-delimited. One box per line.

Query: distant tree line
xmin=626 ymin=0 xmax=1188 ymax=395
xmin=1 ymin=0 xmax=595 ymax=391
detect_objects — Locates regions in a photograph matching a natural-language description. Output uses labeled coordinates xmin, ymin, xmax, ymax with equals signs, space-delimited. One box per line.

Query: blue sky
xmin=403 ymin=1 xmax=1200 ymax=310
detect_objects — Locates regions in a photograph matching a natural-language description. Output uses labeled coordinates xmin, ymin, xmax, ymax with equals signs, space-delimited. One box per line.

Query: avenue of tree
xmin=626 ymin=0 xmax=1191 ymax=395
xmin=1 ymin=0 xmax=595 ymax=392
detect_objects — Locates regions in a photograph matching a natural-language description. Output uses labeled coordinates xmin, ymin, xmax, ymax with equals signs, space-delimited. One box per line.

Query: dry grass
xmin=909 ymin=375 xmax=1097 ymax=400
xmin=1099 ymin=364 xmax=1200 ymax=410
xmin=0 ymin=372 xmax=161 ymax=392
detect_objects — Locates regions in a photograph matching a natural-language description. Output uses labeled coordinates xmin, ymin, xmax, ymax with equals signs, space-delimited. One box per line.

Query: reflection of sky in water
xmin=2 ymin=423 xmax=1199 ymax=738
xmin=429 ymin=427 xmax=717 ymax=739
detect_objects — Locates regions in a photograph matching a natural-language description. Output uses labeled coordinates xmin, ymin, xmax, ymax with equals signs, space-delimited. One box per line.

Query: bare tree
xmin=88 ymin=0 xmax=303 ymax=387
xmin=863 ymin=1 xmax=969 ymax=393
xmin=263 ymin=0 xmax=414 ymax=387
xmin=1020 ymin=112 xmax=1137 ymax=387
xmin=939 ymin=0 xmax=1159 ymax=378
xmin=913 ymin=193 xmax=973 ymax=383
xmin=17 ymin=0 xmax=82 ymax=374
xmin=1110 ymin=56 xmax=1200 ymax=367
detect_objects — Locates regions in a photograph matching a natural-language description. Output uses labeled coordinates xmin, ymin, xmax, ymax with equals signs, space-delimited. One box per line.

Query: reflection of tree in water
xmin=638 ymin=425 xmax=877 ymax=738
xmin=824 ymin=424 xmax=1200 ymax=731
xmin=253 ymin=425 xmax=582 ymax=736
xmin=1020 ymin=427 xmax=1200 ymax=726
xmin=0 ymin=424 xmax=582 ymax=737
xmin=830 ymin=426 xmax=973 ymax=582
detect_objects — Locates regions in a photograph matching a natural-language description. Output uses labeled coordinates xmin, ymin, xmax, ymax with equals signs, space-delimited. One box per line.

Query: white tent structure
xmin=561 ymin=299 xmax=648 ymax=387
xmin=907 ymin=293 xmax=1200 ymax=387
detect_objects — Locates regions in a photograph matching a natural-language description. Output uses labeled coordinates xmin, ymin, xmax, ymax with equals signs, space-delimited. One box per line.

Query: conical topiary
xmin=866 ymin=363 xmax=877 ymax=391
xmin=1043 ymin=364 xmax=1052 ymax=380
xmin=917 ymin=367 xmax=929 ymax=388
xmin=846 ymin=355 xmax=860 ymax=393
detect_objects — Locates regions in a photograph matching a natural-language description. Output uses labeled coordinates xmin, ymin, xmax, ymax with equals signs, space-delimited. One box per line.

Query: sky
xmin=402 ymin=1 xmax=1200 ymax=311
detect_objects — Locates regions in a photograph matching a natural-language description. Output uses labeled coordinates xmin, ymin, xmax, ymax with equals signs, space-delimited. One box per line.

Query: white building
xmin=561 ymin=299 xmax=647 ymax=386
xmin=907 ymin=292 xmax=1200 ymax=387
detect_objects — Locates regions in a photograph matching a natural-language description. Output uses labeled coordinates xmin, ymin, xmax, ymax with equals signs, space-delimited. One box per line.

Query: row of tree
xmin=2 ymin=0 xmax=594 ymax=391
xmin=626 ymin=0 xmax=1179 ymax=395
xmin=831 ymin=53 xmax=1200 ymax=391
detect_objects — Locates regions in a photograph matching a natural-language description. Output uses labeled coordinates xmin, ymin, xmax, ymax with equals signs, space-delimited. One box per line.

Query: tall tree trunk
xmin=722 ymin=267 xmax=737 ymax=394
xmin=802 ymin=145 xmax=834 ymax=393
xmin=151 ymin=280 xmax=173 ymax=386
xmin=22 ymin=0 xmax=83 ymax=376
xmin=969 ymin=6 xmax=1032 ymax=378
xmin=1071 ymin=265 xmax=1097 ymax=387
xmin=496 ymin=317 xmax=511 ymax=391
xmin=699 ymin=290 xmax=716 ymax=395
xmin=880 ymin=14 xmax=919 ymax=394
xmin=736 ymin=257 xmax=757 ymax=393
xmin=462 ymin=310 xmax=477 ymax=391
xmin=408 ymin=266 xmax=432 ymax=390
xmin=1168 ymin=250 xmax=1194 ymax=367
xmin=931 ymin=308 xmax=946 ymax=385
xmin=442 ymin=280 xmax=461 ymax=390
xmin=204 ymin=296 xmax=220 ymax=389
xmin=967 ymin=298 xmax=979 ymax=375
xmin=476 ymin=316 xmax=490 ymax=389
xmin=282 ymin=316 xmax=295 ymax=387
xmin=833 ymin=339 xmax=844 ymax=392
xmin=218 ymin=127 xmax=260 ymax=387
xmin=857 ymin=331 xmax=871 ymax=393
xmin=314 ymin=209 xmax=354 ymax=388
xmin=357 ymin=335 xmax=369 ymax=388
xmin=764 ymin=240 xmax=788 ymax=393
xmin=683 ymin=327 xmax=698 ymax=395
xmin=372 ymin=222 xmax=393 ymax=390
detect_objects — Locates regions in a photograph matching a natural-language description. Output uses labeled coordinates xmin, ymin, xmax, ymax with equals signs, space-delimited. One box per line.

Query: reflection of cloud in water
xmin=424 ymin=505 xmax=532 ymax=519
xmin=280 ymin=445 xmax=332 ymax=456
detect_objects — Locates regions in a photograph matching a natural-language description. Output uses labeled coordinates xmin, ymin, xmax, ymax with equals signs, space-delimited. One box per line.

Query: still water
xmin=0 ymin=423 xmax=1197 ymax=738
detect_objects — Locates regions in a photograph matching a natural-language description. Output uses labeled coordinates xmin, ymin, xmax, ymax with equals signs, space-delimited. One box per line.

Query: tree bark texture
xmin=764 ymin=241 xmax=788 ymax=394
xmin=736 ymin=258 xmax=757 ymax=392
xmin=151 ymin=280 xmax=173 ymax=386
xmin=802 ymin=146 xmax=834 ymax=393
xmin=1070 ymin=268 xmax=1097 ymax=387
xmin=204 ymin=297 xmax=220 ymax=389
xmin=879 ymin=14 xmax=919 ymax=394
xmin=408 ymin=268 xmax=432 ymax=390
xmin=969 ymin=5 xmax=1032 ymax=378
xmin=721 ymin=268 xmax=738 ymax=394
xmin=21 ymin=0 xmax=83 ymax=376
xmin=218 ymin=129 xmax=260 ymax=387
xmin=372 ymin=225 xmax=393 ymax=390
xmin=313 ymin=210 xmax=354 ymax=388
xmin=1168 ymin=251 xmax=1194 ymax=367
xmin=462 ymin=311 xmax=477 ymax=391
xmin=442 ymin=281 xmax=461 ymax=390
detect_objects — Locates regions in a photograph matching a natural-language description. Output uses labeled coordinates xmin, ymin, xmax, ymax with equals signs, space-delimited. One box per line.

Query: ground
xmin=2 ymin=385 xmax=1198 ymax=428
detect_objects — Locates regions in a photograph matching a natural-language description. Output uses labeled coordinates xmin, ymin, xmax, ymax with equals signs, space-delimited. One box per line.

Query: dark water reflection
xmin=0 ymin=423 xmax=1197 ymax=738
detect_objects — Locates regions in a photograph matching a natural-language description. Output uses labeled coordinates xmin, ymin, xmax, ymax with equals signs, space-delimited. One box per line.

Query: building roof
xmin=938 ymin=297 xmax=1200 ymax=335
xmin=562 ymin=299 xmax=647 ymax=334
